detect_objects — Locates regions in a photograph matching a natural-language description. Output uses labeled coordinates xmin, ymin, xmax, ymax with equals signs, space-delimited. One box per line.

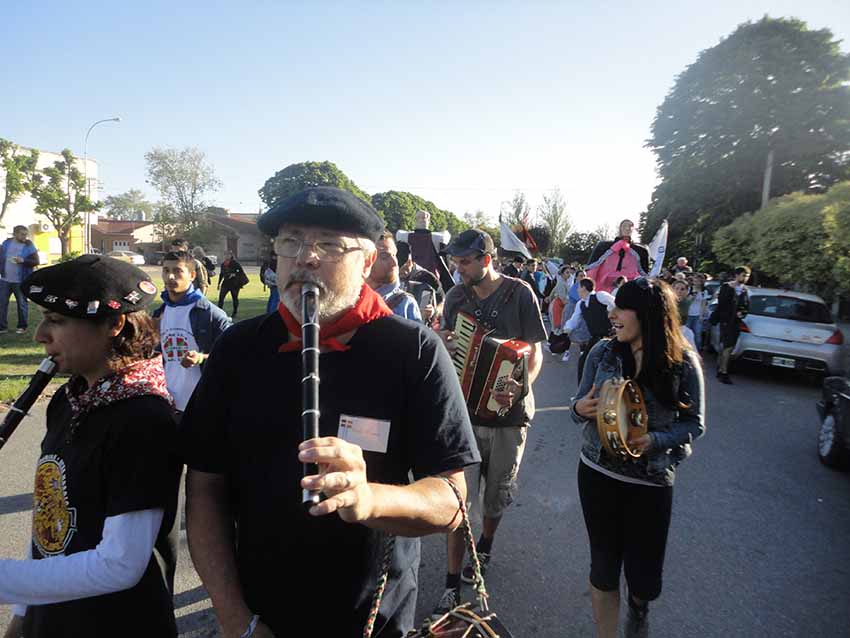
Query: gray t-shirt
xmin=443 ymin=275 xmax=547 ymax=427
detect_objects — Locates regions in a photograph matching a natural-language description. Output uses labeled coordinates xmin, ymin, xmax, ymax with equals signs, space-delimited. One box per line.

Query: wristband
xmin=240 ymin=614 xmax=260 ymax=638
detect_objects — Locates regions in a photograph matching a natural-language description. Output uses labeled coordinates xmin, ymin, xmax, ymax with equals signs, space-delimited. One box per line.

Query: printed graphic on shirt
xmin=163 ymin=331 xmax=192 ymax=362
xmin=32 ymin=454 xmax=78 ymax=557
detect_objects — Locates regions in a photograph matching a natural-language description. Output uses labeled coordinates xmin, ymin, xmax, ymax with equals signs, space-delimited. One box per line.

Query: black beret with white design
xmin=22 ymin=255 xmax=157 ymax=318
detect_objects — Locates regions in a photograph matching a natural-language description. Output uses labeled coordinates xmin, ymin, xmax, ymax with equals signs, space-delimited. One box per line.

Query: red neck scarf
xmin=278 ymin=284 xmax=393 ymax=353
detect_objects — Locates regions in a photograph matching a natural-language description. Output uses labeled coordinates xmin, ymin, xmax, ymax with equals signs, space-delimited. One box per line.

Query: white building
xmin=0 ymin=144 xmax=98 ymax=260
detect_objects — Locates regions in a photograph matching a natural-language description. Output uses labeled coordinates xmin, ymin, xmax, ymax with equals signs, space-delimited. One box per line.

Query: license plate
xmin=772 ymin=357 xmax=796 ymax=369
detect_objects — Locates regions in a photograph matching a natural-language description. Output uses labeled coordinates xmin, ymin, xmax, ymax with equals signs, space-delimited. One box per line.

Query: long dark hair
xmin=614 ymin=278 xmax=688 ymax=408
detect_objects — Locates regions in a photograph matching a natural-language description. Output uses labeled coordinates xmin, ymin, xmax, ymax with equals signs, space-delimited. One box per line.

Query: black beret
xmin=21 ymin=255 xmax=158 ymax=319
xmin=257 ymin=186 xmax=385 ymax=242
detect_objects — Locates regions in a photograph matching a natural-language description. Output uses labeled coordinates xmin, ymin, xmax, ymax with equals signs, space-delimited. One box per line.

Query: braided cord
xmin=363 ymin=476 xmax=489 ymax=638
xmin=439 ymin=476 xmax=489 ymax=611
xmin=363 ymin=533 xmax=396 ymax=638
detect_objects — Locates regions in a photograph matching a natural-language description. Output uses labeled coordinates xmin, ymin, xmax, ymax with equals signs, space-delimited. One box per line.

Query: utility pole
xmin=761 ymin=148 xmax=774 ymax=210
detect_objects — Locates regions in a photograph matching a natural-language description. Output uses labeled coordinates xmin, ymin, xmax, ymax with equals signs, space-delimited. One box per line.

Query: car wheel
xmin=818 ymin=412 xmax=849 ymax=469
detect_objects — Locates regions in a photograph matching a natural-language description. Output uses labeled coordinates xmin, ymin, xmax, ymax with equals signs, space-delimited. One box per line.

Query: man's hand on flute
xmin=299 ymin=437 xmax=374 ymax=523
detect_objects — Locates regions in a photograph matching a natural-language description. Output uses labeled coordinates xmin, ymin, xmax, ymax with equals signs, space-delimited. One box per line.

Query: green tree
xmin=500 ymin=191 xmax=531 ymax=226
xmin=29 ymin=149 xmax=99 ymax=256
xmin=102 ymin=189 xmax=154 ymax=221
xmin=712 ymin=182 xmax=850 ymax=298
xmin=0 ymin=139 xmax=39 ymax=225
xmin=145 ymin=147 xmax=221 ymax=229
xmin=537 ymin=188 xmax=570 ymax=250
xmin=823 ymin=182 xmax=850 ymax=294
xmin=644 ymin=16 xmax=850 ymax=256
xmin=370 ymin=190 xmax=469 ymax=236
xmin=258 ymin=161 xmax=370 ymax=208
xmin=558 ymin=230 xmax=607 ymax=265
xmin=527 ymin=225 xmax=552 ymax=255
xmin=151 ymin=203 xmax=179 ymax=250
xmin=462 ymin=210 xmax=500 ymax=247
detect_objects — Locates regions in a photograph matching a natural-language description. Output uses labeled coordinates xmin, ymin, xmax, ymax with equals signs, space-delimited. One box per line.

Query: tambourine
xmin=596 ymin=377 xmax=648 ymax=459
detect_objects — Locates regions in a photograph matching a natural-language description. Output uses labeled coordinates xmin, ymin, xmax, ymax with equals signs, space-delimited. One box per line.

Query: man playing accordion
xmin=432 ymin=229 xmax=547 ymax=617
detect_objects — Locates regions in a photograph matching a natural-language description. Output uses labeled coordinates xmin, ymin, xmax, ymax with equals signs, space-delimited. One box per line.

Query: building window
xmin=113 ymin=240 xmax=129 ymax=250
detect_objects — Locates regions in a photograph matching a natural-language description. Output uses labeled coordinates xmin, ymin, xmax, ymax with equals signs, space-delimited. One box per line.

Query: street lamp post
xmin=83 ymin=117 xmax=121 ymax=253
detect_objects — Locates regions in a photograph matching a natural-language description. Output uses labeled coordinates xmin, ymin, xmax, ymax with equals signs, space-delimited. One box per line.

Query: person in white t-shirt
xmin=152 ymin=251 xmax=232 ymax=413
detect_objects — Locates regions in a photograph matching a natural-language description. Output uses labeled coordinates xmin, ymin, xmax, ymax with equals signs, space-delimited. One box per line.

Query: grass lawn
xmin=0 ymin=266 xmax=272 ymax=402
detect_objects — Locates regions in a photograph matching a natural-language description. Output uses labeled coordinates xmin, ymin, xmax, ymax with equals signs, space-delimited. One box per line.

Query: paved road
xmin=2 ymin=348 xmax=849 ymax=637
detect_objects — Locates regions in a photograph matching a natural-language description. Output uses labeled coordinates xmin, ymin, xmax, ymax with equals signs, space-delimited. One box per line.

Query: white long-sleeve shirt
xmin=1 ymin=508 xmax=163 ymax=614
xmin=563 ymin=291 xmax=616 ymax=333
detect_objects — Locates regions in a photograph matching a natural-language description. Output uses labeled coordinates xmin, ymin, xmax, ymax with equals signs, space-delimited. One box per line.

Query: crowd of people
xmin=1 ymin=189 xmax=766 ymax=638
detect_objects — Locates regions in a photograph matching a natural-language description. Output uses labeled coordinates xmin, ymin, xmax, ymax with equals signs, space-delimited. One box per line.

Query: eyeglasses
xmin=274 ymin=236 xmax=364 ymax=262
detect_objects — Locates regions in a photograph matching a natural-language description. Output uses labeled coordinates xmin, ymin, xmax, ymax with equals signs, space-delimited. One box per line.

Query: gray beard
xmin=281 ymin=271 xmax=363 ymax=322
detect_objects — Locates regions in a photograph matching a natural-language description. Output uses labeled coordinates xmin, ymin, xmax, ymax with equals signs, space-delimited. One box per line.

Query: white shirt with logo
xmin=160 ymin=303 xmax=202 ymax=411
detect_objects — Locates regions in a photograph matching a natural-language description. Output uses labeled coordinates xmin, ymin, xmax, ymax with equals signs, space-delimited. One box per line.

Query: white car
xmin=708 ymin=287 xmax=845 ymax=376
xmin=107 ymin=250 xmax=146 ymax=266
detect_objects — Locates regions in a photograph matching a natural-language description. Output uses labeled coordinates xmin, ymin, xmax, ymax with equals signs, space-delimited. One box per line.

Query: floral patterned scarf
xmin=65 ymin=357 xmax=172 ymax=423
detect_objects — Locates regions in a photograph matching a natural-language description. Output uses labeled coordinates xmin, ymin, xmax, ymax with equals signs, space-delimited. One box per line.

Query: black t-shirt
xmin=24 ymin=391 xmax=180 ymax=638
xmin=179 ymin=312 xmax=479 ymax=638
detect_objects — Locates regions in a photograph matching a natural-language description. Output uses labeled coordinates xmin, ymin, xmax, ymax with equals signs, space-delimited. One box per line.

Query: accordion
xmin=451 ymin=312 xmax=531 ymax=421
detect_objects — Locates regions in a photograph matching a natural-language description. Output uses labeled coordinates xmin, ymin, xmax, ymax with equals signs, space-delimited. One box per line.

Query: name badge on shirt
xmin=338 ymin=414 xmax=390 ymax=454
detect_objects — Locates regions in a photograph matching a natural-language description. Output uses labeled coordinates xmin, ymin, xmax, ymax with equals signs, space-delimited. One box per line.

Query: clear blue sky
xmin=3 ymin=1 xmax=848 ymax=232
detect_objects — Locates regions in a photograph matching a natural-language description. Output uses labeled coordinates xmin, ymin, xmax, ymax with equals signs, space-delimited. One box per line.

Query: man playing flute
xmin=178 ymin=187 xmax=480 ymax=638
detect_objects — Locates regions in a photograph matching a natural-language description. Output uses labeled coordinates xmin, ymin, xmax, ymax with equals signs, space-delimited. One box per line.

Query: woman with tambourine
xmin=571 ymin=277 xmax=705 ymax=638
xmin=0 ymin=255 xmax=181 ymax=638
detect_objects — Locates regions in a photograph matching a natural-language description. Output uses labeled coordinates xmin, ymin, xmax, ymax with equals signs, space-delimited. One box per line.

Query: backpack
xmin=581 ymin=294 xmax=612 ymax=338
xmin=203 ymin=257 xmax=216 ymax=278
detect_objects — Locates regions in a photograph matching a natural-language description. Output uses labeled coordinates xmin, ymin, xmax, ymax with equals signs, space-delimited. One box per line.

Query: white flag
xmin=647 ymin=220 xmax=668 ymax=277
xmin=500 ymin=222 xmax=532 ymax=260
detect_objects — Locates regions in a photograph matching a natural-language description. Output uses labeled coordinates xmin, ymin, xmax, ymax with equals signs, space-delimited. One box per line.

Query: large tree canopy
xmin=370 ymin=190 xmax=468 ymax=236
xmin=644 ymin=16 xmax=850 ymax=256
xmin=258 ymin=161 xmax=370 ymax=208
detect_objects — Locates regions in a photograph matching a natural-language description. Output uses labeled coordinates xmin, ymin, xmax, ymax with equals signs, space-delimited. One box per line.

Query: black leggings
xmin=577 ymin=460 xmax=673 ymax=601
xmin=219 ymin=285 xmax=240 ymax=316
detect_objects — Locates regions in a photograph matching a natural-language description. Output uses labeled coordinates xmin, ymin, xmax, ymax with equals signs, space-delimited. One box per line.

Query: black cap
xmin=445 ymin=229 xmax=495 ymax=258
xmin=22 ymin=255 xmax=158 ymax=319
xmin=257 ymin=186 xmax=385 ymax=242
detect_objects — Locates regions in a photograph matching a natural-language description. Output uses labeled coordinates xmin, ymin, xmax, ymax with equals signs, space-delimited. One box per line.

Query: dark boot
xmin=624 ymin=596 xmax=649 ymax=638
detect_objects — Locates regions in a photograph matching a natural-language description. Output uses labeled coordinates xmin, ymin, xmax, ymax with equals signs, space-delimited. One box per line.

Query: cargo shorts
xmin=465 ymin=424 xmax=528 ymax=519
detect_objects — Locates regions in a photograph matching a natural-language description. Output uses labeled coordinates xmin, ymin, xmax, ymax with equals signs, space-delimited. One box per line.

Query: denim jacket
xmin=570 ymin=339 xmax=705 ymax=485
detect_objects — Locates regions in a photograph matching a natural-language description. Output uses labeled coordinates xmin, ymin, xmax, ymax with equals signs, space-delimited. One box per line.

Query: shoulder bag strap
xmin=363 ymin=477 xmax=489 ymax=638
